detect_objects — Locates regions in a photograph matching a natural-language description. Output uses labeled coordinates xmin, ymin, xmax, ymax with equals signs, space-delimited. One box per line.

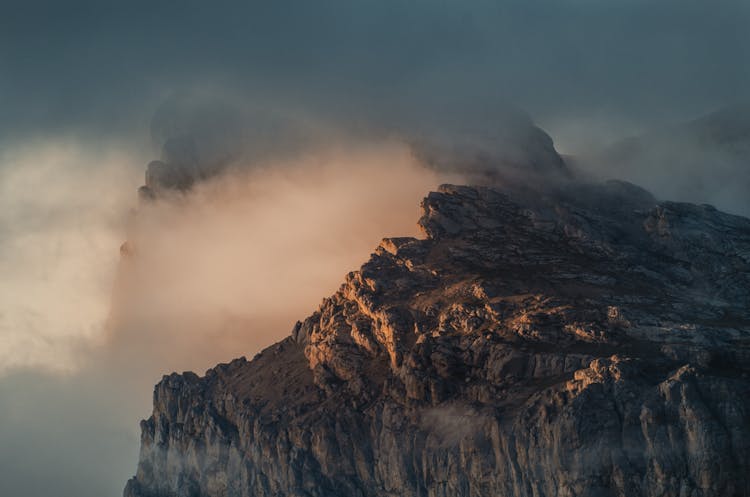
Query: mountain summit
xmin=124 ymin=179 xmax=750 ymax=497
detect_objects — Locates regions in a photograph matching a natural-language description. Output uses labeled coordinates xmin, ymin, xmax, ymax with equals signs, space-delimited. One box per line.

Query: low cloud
xmin=108 ymin=138 xmax=445 ymax=376
xmin=574 ymin=104 xmax=750 ymax=216
xmin=0 ymin=132 xmax=451 ymax=497
xmin=0 ymin=141 xmax=141 ymax=374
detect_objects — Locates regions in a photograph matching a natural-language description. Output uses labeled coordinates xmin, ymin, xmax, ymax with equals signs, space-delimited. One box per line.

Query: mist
xmin=572 ymin=104 xmax=750 ymax=216
xmin=0 ymin=141 xmax=141 ymax=374
xmin=109 ymin=139 xmax=445 ymax=376
xmin=1 ymin=0 xmax=749 ymax=495
xmin=0 ymin=133 xmax=453 ymax=496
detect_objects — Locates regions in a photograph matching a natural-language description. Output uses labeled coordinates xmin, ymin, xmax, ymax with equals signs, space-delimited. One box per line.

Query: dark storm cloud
xmin=1 ymin=0 xmax=749 ymax=144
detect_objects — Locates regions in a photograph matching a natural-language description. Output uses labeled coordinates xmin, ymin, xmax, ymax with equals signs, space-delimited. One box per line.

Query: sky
xmin=1 ymin=1 xmax=749 ymax=496
xmin=2 ymin=0 xmax=749 ymax=146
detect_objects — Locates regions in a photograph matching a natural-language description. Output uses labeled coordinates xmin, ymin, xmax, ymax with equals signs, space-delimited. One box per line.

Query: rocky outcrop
xmin=124 ymin=180 xmax=750 ymax=497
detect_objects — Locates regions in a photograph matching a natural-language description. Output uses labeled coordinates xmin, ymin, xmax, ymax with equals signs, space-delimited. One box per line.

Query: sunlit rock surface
xmin=124 ymin=181 xmax=750 ymax=497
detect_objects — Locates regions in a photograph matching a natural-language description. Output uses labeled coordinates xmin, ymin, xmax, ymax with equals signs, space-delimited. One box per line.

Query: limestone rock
xmin=124 ymin=181 xmax=750 ymax=497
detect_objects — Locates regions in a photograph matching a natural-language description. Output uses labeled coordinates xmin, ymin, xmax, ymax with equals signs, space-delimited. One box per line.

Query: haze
xmin=0 ymin=1 xmax=749 ymax=496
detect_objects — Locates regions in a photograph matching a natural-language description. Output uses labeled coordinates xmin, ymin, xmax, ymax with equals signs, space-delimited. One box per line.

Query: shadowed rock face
xmin=124 ymin=181 xmax=750 ymax=497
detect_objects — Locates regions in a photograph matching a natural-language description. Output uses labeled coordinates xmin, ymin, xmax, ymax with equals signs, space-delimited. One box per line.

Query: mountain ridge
xmin=124 ymin=180 xmax=750 ymax=497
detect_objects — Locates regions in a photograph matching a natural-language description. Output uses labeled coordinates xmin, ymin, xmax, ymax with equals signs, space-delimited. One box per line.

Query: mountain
xmin=587 ymin=103 xmax=750 ymax=216
xmin=123 ymin=178 xmax=750 ymax=497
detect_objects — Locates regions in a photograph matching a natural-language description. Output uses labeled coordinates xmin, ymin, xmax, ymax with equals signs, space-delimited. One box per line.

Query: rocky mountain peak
xmin=124 ymin=179 xmax=750 ymax=497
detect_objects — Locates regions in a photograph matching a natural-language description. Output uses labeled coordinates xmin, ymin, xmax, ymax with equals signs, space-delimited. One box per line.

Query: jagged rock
xmin=124 ymin=181 xmax=750 ymax=497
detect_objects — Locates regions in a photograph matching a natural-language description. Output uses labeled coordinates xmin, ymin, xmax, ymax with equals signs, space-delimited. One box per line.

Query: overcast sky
xmin=1 ymin=0 xmax=749 ymax=151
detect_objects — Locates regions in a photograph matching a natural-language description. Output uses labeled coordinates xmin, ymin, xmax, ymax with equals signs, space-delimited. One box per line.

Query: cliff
xmin=124 ymin=180 xmax=750 ymax=497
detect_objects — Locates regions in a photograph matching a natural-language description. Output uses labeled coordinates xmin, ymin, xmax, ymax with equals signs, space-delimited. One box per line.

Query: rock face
xmin=124 ymin=181 xmax=750 ymax=497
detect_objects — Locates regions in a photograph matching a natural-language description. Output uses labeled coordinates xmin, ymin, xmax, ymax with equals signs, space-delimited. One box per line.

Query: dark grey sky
xmin=2 ymin=0 xmax=749 ymax=147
